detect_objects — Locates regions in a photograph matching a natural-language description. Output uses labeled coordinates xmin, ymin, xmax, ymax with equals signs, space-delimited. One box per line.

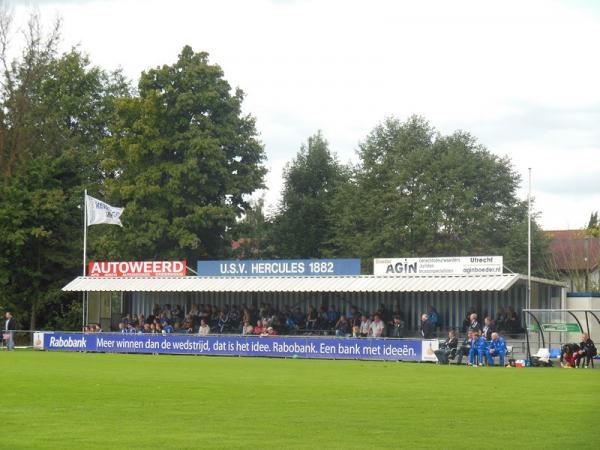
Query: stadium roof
xmin=62 ymin=273 xmax=565 ymax=293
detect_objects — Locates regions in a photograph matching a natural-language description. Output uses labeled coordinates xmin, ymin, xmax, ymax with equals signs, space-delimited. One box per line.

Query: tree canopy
xmin=98 ymin=46 xmax=266 ymax=262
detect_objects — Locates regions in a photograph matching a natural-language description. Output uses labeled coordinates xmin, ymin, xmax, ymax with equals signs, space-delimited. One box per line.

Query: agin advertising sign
xmin=373 ymin=256 xmax=503 ymax=276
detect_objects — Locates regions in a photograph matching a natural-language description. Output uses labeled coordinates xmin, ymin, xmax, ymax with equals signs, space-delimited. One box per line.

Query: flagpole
xmin=83 ymin=189 xmax=88 ymax=276
xmin=82 ymin=189 xmax=88 ymax=330
xmin=527 ymin=168 xmax=531 ymax=310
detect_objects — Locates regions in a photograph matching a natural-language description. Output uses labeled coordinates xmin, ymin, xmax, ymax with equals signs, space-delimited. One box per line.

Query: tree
xmin=270 ymin=132 xmax=348 ymax=258
xmin=0 ymin=11 xmax=128 ymax=330
xmin=100 ymin=46 xmax=266 ymax=262
xmin=329 ymin=116 xmax=549 ymax=273
xmin=232 ymin=197 xmax=276 ymax=258
xmin=586 ymin=211 xmax=599 ymax=237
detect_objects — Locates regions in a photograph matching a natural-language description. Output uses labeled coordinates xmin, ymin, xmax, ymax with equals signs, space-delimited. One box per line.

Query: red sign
xmin=88 ymin=261 xmax=187 ymax=277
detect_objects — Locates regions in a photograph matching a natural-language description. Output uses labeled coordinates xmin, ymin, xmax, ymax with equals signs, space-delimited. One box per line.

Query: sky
xmin=10 ymin=0 xmax=600 ymax=230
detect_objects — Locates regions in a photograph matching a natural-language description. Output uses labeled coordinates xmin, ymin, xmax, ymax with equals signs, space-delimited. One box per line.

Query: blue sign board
xmin=197 ymin=259 xmax=361 ymax=277
xmin=42 ymin=333 xmax=422 ymax=361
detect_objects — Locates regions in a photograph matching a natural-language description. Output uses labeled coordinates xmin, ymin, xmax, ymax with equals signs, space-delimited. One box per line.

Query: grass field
xmin=0 ymin=352 xmax=598 ymax=449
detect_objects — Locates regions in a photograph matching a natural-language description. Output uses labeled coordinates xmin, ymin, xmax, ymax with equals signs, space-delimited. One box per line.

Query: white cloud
xmin=14 ymin=0 xmax=600 ymax=229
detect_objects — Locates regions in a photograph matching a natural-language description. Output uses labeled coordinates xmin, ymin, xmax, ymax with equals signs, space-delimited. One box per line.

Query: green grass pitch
xmin=0 ymin=352 xmax=598 ymax=449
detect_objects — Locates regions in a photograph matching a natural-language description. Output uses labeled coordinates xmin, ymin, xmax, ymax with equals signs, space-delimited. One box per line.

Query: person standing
xmin=4 ymin=312 xmax=16 ymax=351
xmin=420 ymin=314 xmax=435 ymax=339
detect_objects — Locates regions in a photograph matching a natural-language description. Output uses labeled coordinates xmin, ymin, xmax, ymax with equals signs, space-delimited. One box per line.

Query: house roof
xmin=547 ymin=230 xmax=600 ymax=271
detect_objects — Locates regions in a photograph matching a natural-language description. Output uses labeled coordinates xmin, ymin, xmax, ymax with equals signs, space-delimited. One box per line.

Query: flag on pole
xmin=85 ymin=194 xmax=124 ymax=227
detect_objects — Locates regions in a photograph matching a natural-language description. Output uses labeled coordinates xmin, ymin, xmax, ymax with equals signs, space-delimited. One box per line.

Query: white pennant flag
xmin=85 ymin=194 xmax=124 ymax=227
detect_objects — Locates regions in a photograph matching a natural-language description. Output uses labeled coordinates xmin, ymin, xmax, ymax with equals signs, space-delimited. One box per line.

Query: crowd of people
xmin=432 ymin=312 xmax=511 ymax=366
xmin=116 ymin=302 xmax=409 ymax=338
xmin=112 ymin=303 xmax=528 ymax=341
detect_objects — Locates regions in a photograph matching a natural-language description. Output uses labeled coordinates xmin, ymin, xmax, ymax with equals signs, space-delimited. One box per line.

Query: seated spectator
xmin=181 ymin=314 xmax=194 ymax=333
xmin=434 ymin=330 xmax=458 ymax=364
xmin=335 ymin=315 xmax=351 ymax=337
xmin=266 ymin=326 xmax=277 ymax=336
xmin=456 ymin=331 xmax=473 ymax=365
xmin=359 ymin=315 xmax=371 ymax=337
xmin=198 ymin=319 xmax=210 ymax=336
xmin=461 ymin=312 xmax=471 ymax=333
xmin=163 ymin=323 xmax=174 ymax=334
xmin=574 ymin=333 xmax=597 ymax=368
xmin=352 ymin=325 xmax=360 ymax=338
xmin=488 ymin=332 xmax=507 ymax=366
xmin=326 ymin=305 xmax=339 ymax=329
xmin=369 ymin=314 xmax=386 ymax=338
xmin=388 ymin=316 xmax=405 ymax=338
xmin=468 ymin=331 xmax=489 ymax=366
xmin=505 ymin=306 xmax=518 ymax=333
xmin=482 ymin=317 xmax=495 ymax=341
xmin=306 ymin=306 xmax=318 ymax=330
xmin=468 ymin=313 xmax=481 ymax=333
xmin=495 ymin=306 xmax=507 ymax=332
xmin=253 ymin=320 xmax=264 ymax=335
xmin=420 ymin=314 xmax=435 ymax=339
xmin=292 ymin=308 xmax=305 ymax=328
xmin=216 ymin=310 xmax=229 ymax=334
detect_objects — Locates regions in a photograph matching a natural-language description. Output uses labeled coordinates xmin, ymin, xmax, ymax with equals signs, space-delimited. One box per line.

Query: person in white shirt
xmin=198 ymin=319 xmax=210 ymax=336
xmin=368 ymin=314 xmax=385 ymax=338
xmin=359 ymin=315 xmax=371 ymax=337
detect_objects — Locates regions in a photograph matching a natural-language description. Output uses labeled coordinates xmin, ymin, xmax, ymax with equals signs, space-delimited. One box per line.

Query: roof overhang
xmin=62 ymin=274 xmax=566 ymax=293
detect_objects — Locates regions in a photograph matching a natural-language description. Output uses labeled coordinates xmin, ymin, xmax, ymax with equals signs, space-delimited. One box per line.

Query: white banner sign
xmin=373 ymin=256 xmax=503 ymax=276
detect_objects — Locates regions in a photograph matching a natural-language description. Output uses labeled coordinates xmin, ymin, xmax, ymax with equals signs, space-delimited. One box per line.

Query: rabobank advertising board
xmin=197 ymin=259 xmax=361 ymax=276
xmin=40 ymin=333 xmax=428 ymax=361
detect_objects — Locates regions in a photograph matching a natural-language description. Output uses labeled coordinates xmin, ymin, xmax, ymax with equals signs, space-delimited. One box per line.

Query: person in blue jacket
xmin=468 ymin=331 xmax=489 ymax=366
xmin=488 ymin=332 xmax=507 ymax=366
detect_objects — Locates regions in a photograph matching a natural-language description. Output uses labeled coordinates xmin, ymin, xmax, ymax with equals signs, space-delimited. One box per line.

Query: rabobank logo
xmin=48 ymin=335 xmax=87 ymax=349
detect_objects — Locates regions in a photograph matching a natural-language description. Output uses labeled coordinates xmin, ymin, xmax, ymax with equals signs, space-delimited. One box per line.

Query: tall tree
xmin=330 ymin=116 xmax=549 ymax=273
xmin=270 ymin=132 xmax=348 ymax=258
xmin=0 ymin=11 xmax=128 ymax=329
xmin=100 ymin=46 xmax=266 ymax=261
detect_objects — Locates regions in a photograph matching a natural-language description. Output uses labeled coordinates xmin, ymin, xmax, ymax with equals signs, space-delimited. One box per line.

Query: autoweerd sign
xmin=373 ymin=256 xmax=503 ymax=275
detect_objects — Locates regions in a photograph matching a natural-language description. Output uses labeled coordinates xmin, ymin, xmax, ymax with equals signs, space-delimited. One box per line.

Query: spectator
xmin=266 ymin=326 xmax=277 ymax=336
xmin=253 ymin=320 xmax=264 ymax=335
xmin=468 ymin=313 xmax=481 ymax=333
xmin=488 ymin=332 xmax=507 ymax=367
xmin=495 ymin=306 xmax=507 ymax=331
xmin=369 ymin=314 xmax=385 ymax=338
xmin=574 ymin=333 xmax=597 ymax=368
xmin=335 ymin=315 xmax=351 ymax=337
xmin=420 ymin=314 xmax=435 ymax=339
xmin=326 ymin=305 xmax=339 ymax=328
xmin=198 ymin=319 xmax=210 ymax=336
xmin=3 ymin=311 xmax=16 ymax=351
xmin=427 ymin=305 xmax=439 ymax=328
xmin=388 ymin=316 xmax=405 ymax=338
xmin=505 ymin=306 xmax=518 ymax=333
xmin=163 ymin=323 xmax=174 ymax=334
xmin=482 ymin=317 xmax=495 ymax=341
xmin=455 ymin=331 xmax=472 ymax=365
xmin=118 ymin=322 xmax=128 ymax=334
xmin=306 ymin=306 xmax=318 ymax=330
xmin=468 ymin=331 xmax=490 ymax=366
xmin=359 ymin=315 xmax=371 ymax=338
xmin=461 ymin=312 xmax=472 ymax=333
xmin=434 ymin=330 xmax=458 ymax=364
